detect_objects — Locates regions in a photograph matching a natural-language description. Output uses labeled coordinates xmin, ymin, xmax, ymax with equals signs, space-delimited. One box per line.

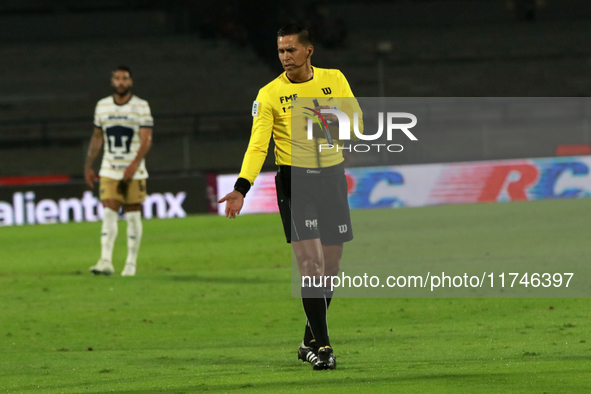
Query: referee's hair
xmin=112 ymin=65 xmax=132 ymax=78
xmin=277 ymin=24 xmax=312 ymax=46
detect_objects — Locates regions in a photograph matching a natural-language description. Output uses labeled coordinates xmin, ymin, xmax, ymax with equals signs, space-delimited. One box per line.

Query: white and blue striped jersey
xmin=93 ymin=95 xmax=153 ymax=180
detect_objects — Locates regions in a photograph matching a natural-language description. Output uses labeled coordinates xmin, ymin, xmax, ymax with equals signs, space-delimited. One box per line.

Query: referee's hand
xmin=314 ymin=105 xmax=338 ymax=123
xmin=218 ymin=190 xmax=244 ymax=219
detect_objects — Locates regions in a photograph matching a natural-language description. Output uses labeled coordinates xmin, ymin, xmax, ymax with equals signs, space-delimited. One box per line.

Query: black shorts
xmin=275 ymin=163 xmax=353 ymax=245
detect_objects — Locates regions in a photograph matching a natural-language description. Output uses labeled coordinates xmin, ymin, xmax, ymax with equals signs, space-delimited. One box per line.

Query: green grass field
xmin=1 ymin=199 xmax=591 ymax=393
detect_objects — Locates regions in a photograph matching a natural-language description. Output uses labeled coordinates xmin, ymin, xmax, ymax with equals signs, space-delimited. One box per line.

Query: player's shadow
xmin=169 ymin=275 xmax=278 ymax=284
xmin=68 ymin=367 xmax=591 ymax=394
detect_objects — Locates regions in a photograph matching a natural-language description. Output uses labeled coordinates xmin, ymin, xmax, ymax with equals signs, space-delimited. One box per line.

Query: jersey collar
xmin=112 ymin=94 xmax=133 ymax=106
xmin=284 ymin=67 xmax=314 ymax=84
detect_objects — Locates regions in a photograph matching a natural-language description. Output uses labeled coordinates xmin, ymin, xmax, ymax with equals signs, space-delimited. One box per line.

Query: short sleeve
xmin=139 ymin=102 xmax=154 ymax=128
xmin=93 ymin=104 xmax=101 ymax=128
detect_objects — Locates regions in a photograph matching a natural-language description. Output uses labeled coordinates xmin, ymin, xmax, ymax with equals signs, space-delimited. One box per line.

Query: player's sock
xmin=100 ymin=207 xmax=119 ymax=263
xmin=303 ymin=322 xmax=315 ymax=347
xmin=325 ymin=287 xmax=334 ymax=309
xmin=125 ymin=211 xmax=142 ymax=266
xmin=301 ymin=284 xmax=330 ymax=348
xmin=303 ymin=287 xmax=334 ymax=345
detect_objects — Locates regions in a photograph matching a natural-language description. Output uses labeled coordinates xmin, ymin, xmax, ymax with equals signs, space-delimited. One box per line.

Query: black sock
xmin=325 ymin=287 xmax=334 ymax=309
xmin=303 ymin=322 xmax=315 ymax=347
xmin=303 ymin=287 xmax=335 ymax=346
xmin=301 ymin=285 xmax=330 ymax=348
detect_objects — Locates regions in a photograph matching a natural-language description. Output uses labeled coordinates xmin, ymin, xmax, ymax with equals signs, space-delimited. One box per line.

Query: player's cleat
xmin=89 ymin=260 xmax=114 ymax=276
xmin=313 ymin=346 xmax=336 ymax=370
xmin=298 ymin=342 xmax=319 ymax=364
xmin=121 ymin=263 xmax=136 ymax=276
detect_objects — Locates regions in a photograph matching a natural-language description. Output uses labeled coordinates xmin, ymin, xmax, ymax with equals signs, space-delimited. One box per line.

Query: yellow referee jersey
xmin=238 ymin=67 xmax=361 ymax=184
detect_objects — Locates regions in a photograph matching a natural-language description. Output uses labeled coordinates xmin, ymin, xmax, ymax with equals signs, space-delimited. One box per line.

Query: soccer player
xmin=218 ymin=24 xmax=360 ymax=370
xmin=85 ymin=65 xmax=153 ymax=277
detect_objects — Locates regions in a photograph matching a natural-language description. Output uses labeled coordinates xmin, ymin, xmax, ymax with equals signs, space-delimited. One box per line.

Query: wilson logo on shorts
xmin=338 ymin=225 xmax=348 ymax=233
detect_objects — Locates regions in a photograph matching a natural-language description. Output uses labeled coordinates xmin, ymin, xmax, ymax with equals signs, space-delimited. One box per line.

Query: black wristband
xmin=234 ymin=177 xmax=251 ymax=197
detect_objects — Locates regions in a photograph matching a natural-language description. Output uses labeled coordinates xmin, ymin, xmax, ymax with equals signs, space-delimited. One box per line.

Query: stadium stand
xmin=1 ymin=0 xmax=590 ymax=176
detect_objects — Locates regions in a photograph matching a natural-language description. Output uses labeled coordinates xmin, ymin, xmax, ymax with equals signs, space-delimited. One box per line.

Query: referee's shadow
xmin=74 ymin=368 xmax=590 ymax=393
xmin=169 ymin=275 xmax=278 ymax=284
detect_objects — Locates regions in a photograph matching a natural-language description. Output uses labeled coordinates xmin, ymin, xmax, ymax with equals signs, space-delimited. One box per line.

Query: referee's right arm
xmin=218 ymin=90 xmax=274 ymax=218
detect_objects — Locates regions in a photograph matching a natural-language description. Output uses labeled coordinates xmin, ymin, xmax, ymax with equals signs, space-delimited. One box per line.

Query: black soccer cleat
xmin=298 ymin=343 xmax=319 ymax=364
xmin=313 ymin=346 xmax=336 ymax=370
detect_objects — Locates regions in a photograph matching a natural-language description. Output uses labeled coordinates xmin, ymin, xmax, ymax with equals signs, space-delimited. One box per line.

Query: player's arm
xmin=218 ymin=91 xmax=274 ymax=219
xmin=84 ymin=127 xmax=103 ymax=189
xmin=123 ymin=127 xmax=153 ymax=182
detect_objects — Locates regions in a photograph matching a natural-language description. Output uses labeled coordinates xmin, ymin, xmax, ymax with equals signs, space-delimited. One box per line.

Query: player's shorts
xmin=99 ymin=177 xmax=147 ymax=204
xmin=275 ymin=163 xmax=353 ymax=245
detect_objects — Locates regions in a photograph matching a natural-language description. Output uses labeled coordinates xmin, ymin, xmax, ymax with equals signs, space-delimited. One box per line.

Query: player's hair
xmin=112 ymin=65 xmax=132 ymax=78
xmin=277 ymin=24 xmax=312 ymax=46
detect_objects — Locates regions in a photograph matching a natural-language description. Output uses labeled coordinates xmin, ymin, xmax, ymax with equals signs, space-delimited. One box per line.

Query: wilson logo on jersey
xmin=321 ymin=87 xmax=332 ymax=95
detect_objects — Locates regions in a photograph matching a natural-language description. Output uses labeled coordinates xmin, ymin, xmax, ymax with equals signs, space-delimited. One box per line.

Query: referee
xmin=218 ymin=24 xmax=361 ymax=370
